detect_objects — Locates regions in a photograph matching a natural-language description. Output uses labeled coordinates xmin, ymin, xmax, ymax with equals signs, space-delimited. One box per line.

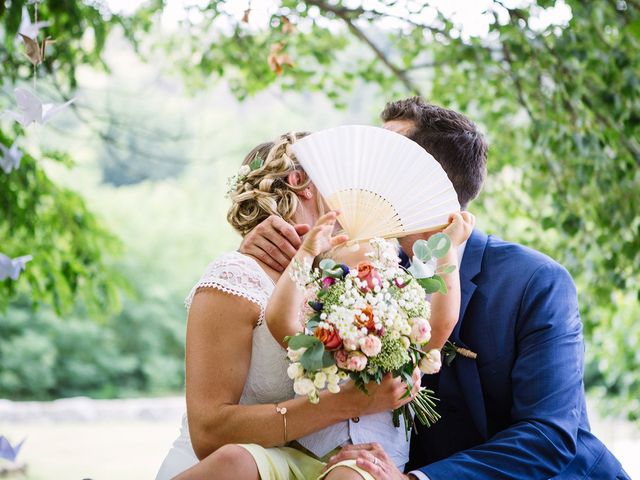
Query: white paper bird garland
xmin=0 ymin=141 xmax=23 ymax=174
xmin=3 ymin=88 xmax=75 ymax=127
xmin=0 ymin=435 xmax=26 ymax=463
xmin=0 ymin=253 xmax=33 ymax=281
xmin=19 ymin=33 xmax=55 ymax=66
xmin=1 ymin=1 xmax=73 ymax=129
xmin=18 ymin=6 xmax=50 ymax=39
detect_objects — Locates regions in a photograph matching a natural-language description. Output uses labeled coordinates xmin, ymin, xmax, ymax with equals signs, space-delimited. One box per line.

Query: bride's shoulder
xmin=185 ymin=251 xmax=273 ymax=314
xmin=199 ymin=251 xmax=269 ymax=279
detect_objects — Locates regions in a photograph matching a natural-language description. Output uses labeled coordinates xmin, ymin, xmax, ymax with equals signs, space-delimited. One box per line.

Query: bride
xmin=155 ymin=132 xmax=424 ymax=480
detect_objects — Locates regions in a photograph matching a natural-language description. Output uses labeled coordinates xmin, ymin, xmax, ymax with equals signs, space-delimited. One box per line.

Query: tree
xmin=1 ymin=0 xmax=638 ymax=418
xmin=0 ymin=1 xmax=158 ymax=313
xmin=161 ymin=0 xmax=640 ymax=419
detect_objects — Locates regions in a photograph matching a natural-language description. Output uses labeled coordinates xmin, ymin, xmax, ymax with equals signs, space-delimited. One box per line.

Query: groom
xmin=239 ymin=97 xmax=628 ymax=479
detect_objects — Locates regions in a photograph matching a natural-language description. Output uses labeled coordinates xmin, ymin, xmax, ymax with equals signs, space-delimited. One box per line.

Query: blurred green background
xmin=1 ymin=0 xmax=639 ymax=478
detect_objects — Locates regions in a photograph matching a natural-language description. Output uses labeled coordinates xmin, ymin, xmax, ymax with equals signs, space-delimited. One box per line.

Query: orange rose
xmin=357 ymin=261 xmax=382 ymax=292
xmin=314 ymin=325 xmax=342 ymax=351
xmin=355 ymin=304 xmax=377 ymax=332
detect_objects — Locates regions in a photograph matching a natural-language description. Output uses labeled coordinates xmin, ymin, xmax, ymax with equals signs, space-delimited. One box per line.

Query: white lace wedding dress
xmin=156 ymin=251 xmax=409 ymax=479
xmin=155 ymin=251 xmax=295 ymax=480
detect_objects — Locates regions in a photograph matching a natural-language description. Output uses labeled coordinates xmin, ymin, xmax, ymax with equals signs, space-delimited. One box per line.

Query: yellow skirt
xmin=238 ymin=443 xmax=374 ymax=480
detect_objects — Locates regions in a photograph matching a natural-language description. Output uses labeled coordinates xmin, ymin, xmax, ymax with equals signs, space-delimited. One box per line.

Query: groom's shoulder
xmin=481 ymin=232 xmax=569 ymax=278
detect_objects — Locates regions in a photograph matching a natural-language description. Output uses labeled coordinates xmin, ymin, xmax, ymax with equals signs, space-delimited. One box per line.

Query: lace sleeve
xmin=184 ymin=252 xmax=273 ymax=325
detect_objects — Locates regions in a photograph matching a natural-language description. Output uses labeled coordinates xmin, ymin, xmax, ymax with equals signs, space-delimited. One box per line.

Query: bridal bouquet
xmin=286 ymin=235 xmax=454 ymax=433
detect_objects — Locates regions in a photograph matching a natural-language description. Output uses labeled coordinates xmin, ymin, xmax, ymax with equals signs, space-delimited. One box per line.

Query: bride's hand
xmin=443 ymin=211 xmax=475 ymax=246
xmin=341 ymin=369 xmax=421 ymax=416
xmin=299 ymin=211 xmax=348 ymax=258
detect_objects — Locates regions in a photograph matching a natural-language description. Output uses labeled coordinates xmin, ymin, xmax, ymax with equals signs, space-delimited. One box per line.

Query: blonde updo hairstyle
xmin=228 ymin=131 xmax=319 ymax=236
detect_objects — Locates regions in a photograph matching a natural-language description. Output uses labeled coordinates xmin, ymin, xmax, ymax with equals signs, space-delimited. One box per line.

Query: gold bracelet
xmin=275 ymin=403 xmax=288 ymax=444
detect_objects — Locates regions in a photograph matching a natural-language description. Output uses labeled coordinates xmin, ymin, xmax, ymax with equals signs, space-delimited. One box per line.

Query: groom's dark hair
xmin=381 ymin=97 xmax=488 ymax=209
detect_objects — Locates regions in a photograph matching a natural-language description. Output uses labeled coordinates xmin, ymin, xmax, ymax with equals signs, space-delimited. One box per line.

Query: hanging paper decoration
xmin=0 ymin=141 xmax=23 ymax=174
xmin=268 ymin=42 xmax=294 ymax=75
xmin=281 ymin=16 xmax=295 ymax=35
xmin=3 ymin=88 xmax=74 ymax=127
xmin=0 ymin=436 xmax=26 ymax=463
xmin=0 ymin=253 xmax=33 ymax=281
xmin=18 ymin=6 xmax=49 ymax=38
xmin=19 ymin=33 xmax=55 ymax=66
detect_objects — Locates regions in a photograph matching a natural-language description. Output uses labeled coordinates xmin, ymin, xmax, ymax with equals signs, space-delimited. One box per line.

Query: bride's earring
xmin=304 ymin=190 xmax=313 ymax=199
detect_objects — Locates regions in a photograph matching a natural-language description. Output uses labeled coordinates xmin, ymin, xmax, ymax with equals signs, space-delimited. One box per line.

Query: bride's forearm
xmin=425 ymin=250 xmax=460 ymax=350
xmin=191 ymin=388 xmax=360 ymax=458
xmin=265 ymin=251 xmax=315 ymax=348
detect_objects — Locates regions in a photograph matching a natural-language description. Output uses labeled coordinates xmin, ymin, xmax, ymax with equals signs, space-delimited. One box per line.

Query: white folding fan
xmin=290 ymin=125 xmax=460 ymax=242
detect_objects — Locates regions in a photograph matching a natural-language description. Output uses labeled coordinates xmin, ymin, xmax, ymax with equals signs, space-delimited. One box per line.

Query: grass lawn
xmin=1 ymin=421 xmax=179 ymax=480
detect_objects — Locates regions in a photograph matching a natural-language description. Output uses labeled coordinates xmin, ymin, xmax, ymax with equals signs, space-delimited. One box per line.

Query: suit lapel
xmin=452 ymin=229 xmax=486 ymax=342
xmin=450 ymin=229 xmax=489 ymax=440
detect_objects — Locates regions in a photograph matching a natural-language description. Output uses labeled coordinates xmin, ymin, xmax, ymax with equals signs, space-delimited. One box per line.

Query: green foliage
xmin=0 ymin=0 xmax=160 ymax=89
xmin=369 ymin=335 xmax=410 ymax=372
xmin=0 ymin=1 xmax=159 ymax=312
xmin=1 ymin=0 xmax=638 ymax=420
xmin=0 ymin=292 xmax=185 ymax=400
xmin=0 ymin=132 xmax=125 ymax=315
xmin=164 ymin=0 xmax=640 ymax=420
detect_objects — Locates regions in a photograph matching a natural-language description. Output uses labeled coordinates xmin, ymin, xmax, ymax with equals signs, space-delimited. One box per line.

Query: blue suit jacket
xmin=407 ymin=230 xmax=627 ymax=479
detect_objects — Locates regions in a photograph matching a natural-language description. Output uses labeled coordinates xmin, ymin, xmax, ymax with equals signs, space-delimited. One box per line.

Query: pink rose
xmin=335 ymin=349 xmax=350 ymax=369
xmin=357 ymin=261 xmax=382 ymax=292
xmin=410 ymin=319 xmax=432 ymax=345
xmin=360 ymin=335 xmax=382 ymax=357
xmin=346 ymin=351 xmax=368 ymax=372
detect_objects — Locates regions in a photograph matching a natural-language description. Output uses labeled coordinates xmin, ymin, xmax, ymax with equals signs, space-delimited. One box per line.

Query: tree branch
xmin=304 ymin=0 xmax=422 ymax=95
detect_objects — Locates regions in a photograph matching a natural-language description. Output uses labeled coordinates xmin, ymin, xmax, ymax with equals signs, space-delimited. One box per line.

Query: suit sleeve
xmin=420 ymin=262 xmax=584 ymax=479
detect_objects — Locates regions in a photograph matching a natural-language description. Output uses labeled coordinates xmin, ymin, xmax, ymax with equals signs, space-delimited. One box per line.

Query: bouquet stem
xmin=393 ymin=388 xmax=441 ymax=439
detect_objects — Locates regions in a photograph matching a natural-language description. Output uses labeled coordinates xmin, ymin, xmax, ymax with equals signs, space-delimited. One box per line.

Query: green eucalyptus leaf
xmin=427 ymin=233 xmax=452 ymax=258
xmin=417 ymin=277 xmax=441 ymax=294
xmin=412 ymin=240 xmax=432 ymax=262
xmin=319 ymin=259 xmax=337 ymax=271
xmin=286 ymin=334 xmax=321 ymax=350
xmin=299 ymin=341 xmax=326 ymax=371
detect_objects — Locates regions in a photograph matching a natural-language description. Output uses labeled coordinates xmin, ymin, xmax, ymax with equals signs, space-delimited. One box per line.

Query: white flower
xmin=408 ymin=256 xmax=437 ymax=279
xmin=287 ymin=347 xmax=307 ymax=362
xmin=238 ymin=165 xmax=251 ymax=176
xmin=328 ymin=382 xmax=341 ymax=394
xmin=287 ymin=363 xmax=304 ymax=380
xmin=313 ymin=372 xmax=327 ymax=389
xmin=323 ymin=364 xmax=338 ymax=375
xmin=294 ymin=378 xmax=316 ymax=396
xmin=419 ymin=349 xmax=442 ymax=374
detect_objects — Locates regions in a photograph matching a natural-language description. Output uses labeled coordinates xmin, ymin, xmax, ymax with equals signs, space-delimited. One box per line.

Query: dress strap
xmin=185 ymin=251 xmax=274 ymax=325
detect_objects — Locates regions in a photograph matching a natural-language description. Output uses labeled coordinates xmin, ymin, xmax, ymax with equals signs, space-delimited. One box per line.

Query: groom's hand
xmin=239 ymin=215 xmax=310 ymax=271
xmin=324 ymin=443 xmax=412 ymax=480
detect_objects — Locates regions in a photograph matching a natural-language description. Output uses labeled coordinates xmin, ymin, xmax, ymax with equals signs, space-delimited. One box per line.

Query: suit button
xmin=351 ymin=417 xmax=360 ymax=423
